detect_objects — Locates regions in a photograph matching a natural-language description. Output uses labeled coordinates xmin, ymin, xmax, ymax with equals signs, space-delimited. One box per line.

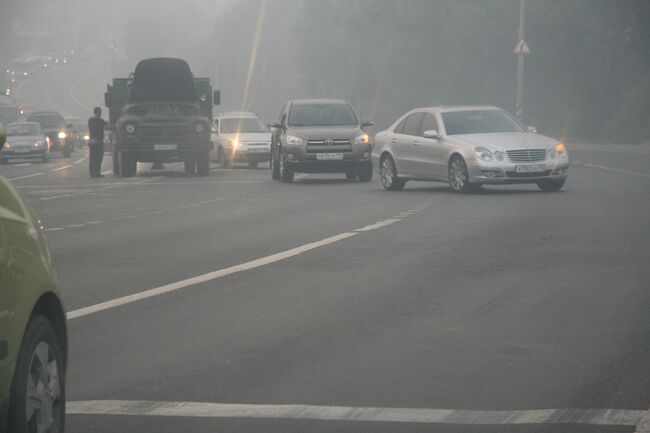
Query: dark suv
xmin=27 ymin=111 xmax=73 ymax=157
xmin=270 ymin=99 xmax=373 ymax=183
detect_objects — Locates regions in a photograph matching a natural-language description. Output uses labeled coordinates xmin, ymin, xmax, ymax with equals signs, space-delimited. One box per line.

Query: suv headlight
xmin=474 ymin=146 xmax=493 ymax=161
xmin=353 ymin=133 xmax=369 ymax=145
xmin=286 ymin=135 xmax=304 ymax=146
xmin=58 ymin=131 xmax=67 ymax=139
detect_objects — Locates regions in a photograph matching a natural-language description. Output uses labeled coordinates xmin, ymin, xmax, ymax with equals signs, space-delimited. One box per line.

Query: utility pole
xmin=514 ymin=0 xmax=529 ymax=121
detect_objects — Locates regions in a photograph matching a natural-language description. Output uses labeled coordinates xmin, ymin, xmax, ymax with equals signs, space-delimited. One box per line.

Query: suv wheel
xmin=380 ymin=155 xmax=405 ymax=191
xmin=8 ymin=315 xmax=65 ymax=433
xmin=280 ymin=154 xmax=294 ymax=183
xmin=357 ymin=165 xmax=373 ymax=182
xmin=271 ymin=147 xmax=281 ymax=180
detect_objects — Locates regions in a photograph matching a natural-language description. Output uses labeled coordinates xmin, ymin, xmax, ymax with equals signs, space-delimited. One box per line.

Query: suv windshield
xmin=221 ymin=118 xmax=267 ymax=134
xmin=28 ymin=115 xmax=65 ymax=129
xmin=289 ymin=104 xmax=358 ymax=127
xmin=7 ymin=124 xmax=41 ymax=136
xmin=442 ymin=110 xmax=525 ymax=135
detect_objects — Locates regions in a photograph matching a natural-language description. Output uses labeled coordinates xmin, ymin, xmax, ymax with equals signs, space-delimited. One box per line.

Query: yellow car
xmin=0 ymin=142 xmax=67 ymax=433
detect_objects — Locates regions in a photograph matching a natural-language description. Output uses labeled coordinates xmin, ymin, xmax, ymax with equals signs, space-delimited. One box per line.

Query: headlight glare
xmin=353 ymin=133 xmax=369 ymax=145
xmin=556 ymin=143 xmax=567 ymax=158
xmin=474 ymin=146 xmax=493 ymax=161
xmin=286 ymin=135 xmax=304 ymax=146
xmin=57 ymin=131 xmax=67 ymax=139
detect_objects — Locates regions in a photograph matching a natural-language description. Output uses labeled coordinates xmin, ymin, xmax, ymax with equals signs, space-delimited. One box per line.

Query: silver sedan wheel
xmin=26 ymin=341 xmax=62 ymax=433
xmin=449 ymin=157 xmax=468 ymax=191
xmin=380 ymin=157 xmax=395 ymax=188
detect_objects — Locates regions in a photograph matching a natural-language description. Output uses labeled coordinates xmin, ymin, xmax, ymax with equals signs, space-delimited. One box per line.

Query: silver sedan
xmin=372 ymin=106 xmax=569 ymax=192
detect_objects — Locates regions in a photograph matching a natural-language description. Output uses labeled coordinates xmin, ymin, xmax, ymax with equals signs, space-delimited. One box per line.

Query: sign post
xmin=514 ymin=0 xmax=530 ymax=121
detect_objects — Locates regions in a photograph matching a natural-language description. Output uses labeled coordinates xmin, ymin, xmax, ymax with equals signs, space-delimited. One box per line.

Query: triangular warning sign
xmin=513 ymin=38 xmax=531 ymax=54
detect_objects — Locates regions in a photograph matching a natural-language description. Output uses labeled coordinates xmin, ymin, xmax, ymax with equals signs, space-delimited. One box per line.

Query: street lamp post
xmin=515 ymin=0 xmax=528 ymax=121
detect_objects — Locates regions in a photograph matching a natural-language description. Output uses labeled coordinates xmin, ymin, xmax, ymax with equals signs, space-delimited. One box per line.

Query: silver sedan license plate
xmin=515 ymin=164 xmax=545 ymax=173
xmin=316 ymin=153 xmax=344 ymax=161
xmin=154 ymin=144 xmax=177 ymax=151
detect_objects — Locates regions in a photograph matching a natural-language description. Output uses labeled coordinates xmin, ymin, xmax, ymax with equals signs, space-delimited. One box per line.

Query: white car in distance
xmin=211 ymin=112 xmax=271 ymax=169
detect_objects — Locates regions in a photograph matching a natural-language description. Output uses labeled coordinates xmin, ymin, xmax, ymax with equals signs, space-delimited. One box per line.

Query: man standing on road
xmin=88 ymin=107 xmax=107 ymax=177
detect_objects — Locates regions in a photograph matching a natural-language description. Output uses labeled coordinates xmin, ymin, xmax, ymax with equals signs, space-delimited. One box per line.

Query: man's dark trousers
xmin=89 ymin=141 xmax=104 ymax=177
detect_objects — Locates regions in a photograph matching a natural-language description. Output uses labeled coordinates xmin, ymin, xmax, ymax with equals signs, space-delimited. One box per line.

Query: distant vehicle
xmin=211 ymin=112 xmax=271 ymax=169
xmin=372 ymin=106 xmax=570 ymax=192
xmin=27 ymin=111 xmax=74 ymax=157
xmin=18 ymin=104 xmax=35 ymax=118
xmin=65 ymin=116 xmax=89 ymax=149
xmin=105 ymin=57 xmax=220 ymax=177
xmin=0 ymin=77 xmax=12 ymax=98
xmin=0 ymin=105 xmax=20 ymax=127
xmin=1 ymin=121 xmax=50 ymax=164
xmin=269 ymin=99 xmax=374 ymax=183
xmin=0 ymin=170 xmax=68 ymax=433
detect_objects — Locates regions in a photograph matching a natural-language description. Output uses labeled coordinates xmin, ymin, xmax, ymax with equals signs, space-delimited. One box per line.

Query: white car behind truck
xmin=211 ymin=112 xmax=271 ymax=169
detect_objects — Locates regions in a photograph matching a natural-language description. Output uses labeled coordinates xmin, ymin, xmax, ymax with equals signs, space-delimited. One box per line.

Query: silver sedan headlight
xmin=474 ymin=146 xmax=493 ymax=161
xmin=286 ymin=135 xmax=304 ymax=146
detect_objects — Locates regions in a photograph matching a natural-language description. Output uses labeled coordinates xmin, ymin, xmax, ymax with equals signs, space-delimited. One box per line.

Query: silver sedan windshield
xmin=442 ymin=110 xmax=525 ymax=135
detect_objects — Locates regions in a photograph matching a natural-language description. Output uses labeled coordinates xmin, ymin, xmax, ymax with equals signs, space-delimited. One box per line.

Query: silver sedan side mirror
xmin=423 ymin=129 xmax=440 ymax=139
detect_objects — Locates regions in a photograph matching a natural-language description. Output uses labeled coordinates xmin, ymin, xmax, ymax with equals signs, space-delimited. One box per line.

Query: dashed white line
xmin=574 ymin=161 xmax=650 ymax=178
xmin=7 ymin=172 xmax=45 ymax=181
xmin=66 ymin=231 xmax=358 ymax=320
xmin=13 ymin=163 xmax=31 ymax=167
xmin=44 ymin=227 xmax=64 ymax=232
xmin=73 ymin=157 xmax=86 ymax=165
xmin=66 ymin=400 xmax=645 ymax=427
xmin=355 ymin=218 xmax=401 ymax=232
xmin=51 ymin=164 xmax=73 ymax=172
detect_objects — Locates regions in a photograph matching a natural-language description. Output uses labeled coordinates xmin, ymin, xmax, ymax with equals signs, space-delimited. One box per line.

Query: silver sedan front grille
xmin=506 ymin=148 xmax=546 ymax=162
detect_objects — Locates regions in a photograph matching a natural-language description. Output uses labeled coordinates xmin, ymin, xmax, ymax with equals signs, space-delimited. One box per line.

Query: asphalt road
xmin=2 ymin=57 xmax=649 ymax=433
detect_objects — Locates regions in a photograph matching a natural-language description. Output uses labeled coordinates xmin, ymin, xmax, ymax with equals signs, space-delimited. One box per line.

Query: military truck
xmin=105 ymin=58 xmax=220 ymax=177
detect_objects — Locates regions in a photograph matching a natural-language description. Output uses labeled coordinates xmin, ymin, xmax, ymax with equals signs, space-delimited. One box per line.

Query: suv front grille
xmin=307 ymin=139 xmax=352 ymax=154
xmin=140 ymin=123 xmax=193 ymax=143
xmin=507 ymin=148 xmax=546 ymax=162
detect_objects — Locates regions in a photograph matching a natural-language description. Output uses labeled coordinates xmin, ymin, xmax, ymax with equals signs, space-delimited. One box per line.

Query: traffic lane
xmin=0 ymin=152 xmax=87 ymax=181
xmin=569 ymin=145 xmax=650 ymax=177
xmin=43 ymin=171 xmax=436 ymax=310
xmin=65 ymin=164 xmax=650 ymax=410
xmin=63 ymin=165 xmax=649 ymax=433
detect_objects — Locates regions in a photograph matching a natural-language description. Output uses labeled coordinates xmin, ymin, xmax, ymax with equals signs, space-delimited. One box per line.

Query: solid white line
xmin=65 ymin=400 xmax=645 ymax=426
xmin=51 ymin=164 xmax=73 ymax=172
xmin=355 ymin=219 xmax=400 ymax=232
xmin=7 ymin=172 xmax=45 ymax=181
xmin=13 ymin=163 xmax=31 ymax=167
xmin=66 ymin=232 xmax=358 ymax=320
xmin=574 ymin=161 xmax=650 ymax=178
xmin=44 ymin=227 xmax=64 ymax=232
xmin=73 ymin=157 xmax=86 ymax=165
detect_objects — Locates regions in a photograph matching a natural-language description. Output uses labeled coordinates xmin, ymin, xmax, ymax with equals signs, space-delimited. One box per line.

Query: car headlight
xmin=83 ymin=134 xmax=90 ymax=141
xmin=286 ymin=135 xmax=304 ymax=146
xmin=229 ymin=139 xmax=240 ymax=149
xmin=353 ymin=133 xmax=369 ymax=145
xmin=125 ymin=123 xmax=136 ymax=134
xmin=474 ymin=146 xmax=493 ymax=161
xmin=493 ymin=150 xmax=504 ymax=161
xmin=4 ymin=143 xmax=11 ymax=149
xmin=58 ymin=131 xmax=67 ymax=139
xmin=556 ymin=143 xmax=567 ymax=158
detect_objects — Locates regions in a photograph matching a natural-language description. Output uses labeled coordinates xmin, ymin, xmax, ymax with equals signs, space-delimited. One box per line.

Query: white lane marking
xmin=66 ymin=400 xmax=645 ymax=426
xmin=67 ymin=232 xmax=358 ymax=320
xmin=51 ymin=164 xmax=73 ymax=172
xmin=101 ymin=170 xmax=112 ymax=175
xmin=66 ymin=224 xmax=86 ymax=228
xmin=13 ymin=163 xmax=31 ymax=167
xmin=44 ymin=227 xmax=64 ymax=232
xmin=636 ymin=407 xmax=650 ymax=433
xmin=7 ymin=172 xmax=45 ymax=181
xmin=574 ymin=161 xmax=650 ymax=178
xmin=86 ymin=221 xmax=103 ymax=225
xmin=40 ymin=196 xmax=60 ymax=201
xmin=354 ymin=218 xmax=400 ymax=232
xmin=73 ymin=157 xmax=86 ymax=165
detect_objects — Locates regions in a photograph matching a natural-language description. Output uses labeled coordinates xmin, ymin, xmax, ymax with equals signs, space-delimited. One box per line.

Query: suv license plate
xmin=515 ymin=164 xmax=545 ymax=173
xmin=316 ymin=153 xmax=344 ymax=161
xmin=154 ymin=144 xmax=177 ymax=151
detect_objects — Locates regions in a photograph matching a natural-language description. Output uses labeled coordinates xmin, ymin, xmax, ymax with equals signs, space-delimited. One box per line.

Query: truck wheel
xmin=196 ymin=152 xmax=210 ymax=176
xmin=120 ymin=153 xmax=137 ymax=177
xmin=112 ymin=151 xmax=121 ymax=175
xmin=184 ymin=155 xmax=197 ymax=175
xmin=358 ymin=165 xmax=373 ymax=182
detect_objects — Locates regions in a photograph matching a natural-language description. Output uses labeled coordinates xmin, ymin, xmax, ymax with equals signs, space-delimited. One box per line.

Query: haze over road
xmin=3 ymin=51 xmax=650 ymax=433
